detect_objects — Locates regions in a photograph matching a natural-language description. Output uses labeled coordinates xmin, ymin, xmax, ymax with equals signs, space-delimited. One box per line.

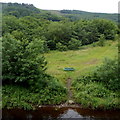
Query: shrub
xmin=72 ymin=58 xmax=120 ymax=109
xmin=56 ymin=42 xmax=68 ymax=51
xmin=73 ymin=82 xmax=120 ymax=109
xmin=2 ymin=33 xmax=47 ymax=86
xmin=68 ymin=38 xmax=82 ymax=50
xmin=97 ymin=34 xmax=105 ymax=47
xmin=92 ymin=58 xmax=119 ymax=91
xmin=2 ymin=78 xmax=67 ymax=110
xmin=75 ymin=58 xmax=119 ymax=91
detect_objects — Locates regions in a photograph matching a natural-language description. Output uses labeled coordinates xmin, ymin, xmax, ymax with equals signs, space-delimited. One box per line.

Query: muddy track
xmin=67 ymin=78 xmax=72 ymax=100
xmin=66 ymin=77 xmax=75 ymax=105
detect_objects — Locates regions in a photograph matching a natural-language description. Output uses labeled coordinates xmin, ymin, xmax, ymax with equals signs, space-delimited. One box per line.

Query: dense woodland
xmin=1 ymin=3 xmax=120 ymax=110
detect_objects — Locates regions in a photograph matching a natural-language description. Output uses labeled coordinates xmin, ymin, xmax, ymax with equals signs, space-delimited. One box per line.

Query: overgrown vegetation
xmin=2 ymin=3 xmax=67 ymax=110
xmin=3 ymin=76 xmax=67 ymax=110
xmin=2 ymin=32 xmax=67 ymax=110
xmin=72 ymin=58 xmax=120 ymax=109
xmin=2 ymin=33 xmax=47 ymax=85
xmin=2 ymin=3 xmax=119 ymax=110
xmin=2 ymin=3 xmax=118 ymax=51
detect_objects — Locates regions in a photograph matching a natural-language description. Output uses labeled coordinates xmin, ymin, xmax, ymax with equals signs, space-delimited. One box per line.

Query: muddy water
xmin=2 ymin=106 xmax=120 ymax=120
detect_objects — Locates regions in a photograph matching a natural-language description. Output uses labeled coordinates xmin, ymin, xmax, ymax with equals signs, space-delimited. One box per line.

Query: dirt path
xmin=66 ymin=78 xmax=74 ymax=104
xmin=67 ymin=78 xmax=72 ymax=99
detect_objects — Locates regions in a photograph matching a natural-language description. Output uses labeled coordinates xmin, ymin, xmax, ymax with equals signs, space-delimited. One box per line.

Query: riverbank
xmin=2 ymin=81 xmax=120 ymax=111
xmin=2 ymin=84 xmax=67 ymax=110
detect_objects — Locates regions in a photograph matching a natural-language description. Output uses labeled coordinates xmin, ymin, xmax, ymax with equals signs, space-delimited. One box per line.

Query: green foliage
xmin=97 ymin=34 xmax=105 ymax=46
xmin=45 ymin=18 xmax=117 ymax=51
xmin=68 ymin=38 xmax=82 ymax=50
xmin=2 ymin=3 xmax=40 ymax=18
xmin=2 ymin=78 xmax=67 ymax=110
xmin=46 ymin=21 xmax=73 ymax=50
xmin=59 ymin=10 xmax=118 ymax=22
xmin=72 ymin=58 xmax=120 ymax=109
xmin=2 ymin=3 xmax=63 ymax=21
xmin=2 ymin=33 xmax=67 ymax=109
xmin=2 ymin=34 xmax=20 ymax=82
xmin=2 ymin=9 xmax=118 ymax=51
xmin=73 ymin=82 xmax=120 ymax=109
xmin=2 ymin=3 xmax=119 ymax=110
xmin=56 ymin=42 xmax=68 ymax=51
xmin=92 ymin=58 xmax=119 ymax=91
xmin=2 ymin=16 xmax=21 ymax=35
xmin=73 ymin=19 xmax=117 ymax=46
xmin=2 ymin=33 xmax=47 ymax=85
xmin=2 ymin=3 xmax=118 ymax=22
xmin=76 ymin=58 xmax=119 ymax=91
xmin=91 ymin=19 xmax=117 ymax=40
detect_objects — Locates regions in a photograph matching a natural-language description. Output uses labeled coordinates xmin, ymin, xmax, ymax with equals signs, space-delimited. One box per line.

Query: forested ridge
xmin=1 ymin=3 xmax=120 ymax=110
xmin=2 ymin=3 xmax=118 ymax=22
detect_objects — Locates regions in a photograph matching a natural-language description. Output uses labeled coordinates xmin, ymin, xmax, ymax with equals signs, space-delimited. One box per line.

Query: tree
xmin=2 ymin=16 xmax=21 ymax=35
xmin=92 ymin=19 xmax=117 ymax=40
xmin=46 ymin=21 xmax=73 ymax=50
xmin=73 ymin=20 xmax=99 ymax=45
xmin=98 ymin=34 xmax=105 ymax=47
xmin=56 ymin=42 xmax=68 ymax=51
xmin=2 ymin=34 xmax=47 ymax=86
xmin=68 ymin=38 xmax=82 ymax=50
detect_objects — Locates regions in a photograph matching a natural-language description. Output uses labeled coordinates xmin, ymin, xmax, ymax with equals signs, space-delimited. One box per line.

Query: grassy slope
xmin=45 ymin=41 xmax=118 ymax=84
xmin=49 ymin=10 xmax=118 ymax=22
xmin=45 ymin=41 xmax=119 ymax=109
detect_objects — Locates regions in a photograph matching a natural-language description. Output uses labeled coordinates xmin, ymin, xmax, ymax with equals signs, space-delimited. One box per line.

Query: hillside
xmin=49 ymin=10 xmax=118 ymax=22
xmin=2 ymin=3 xmax=118 ymax=22
xmin=2 ymin=3 xmax=63 ymax=21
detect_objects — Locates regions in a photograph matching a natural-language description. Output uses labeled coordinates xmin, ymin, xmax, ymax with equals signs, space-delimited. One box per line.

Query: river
xmin=2 ymin=106 xmax=120 ymax=120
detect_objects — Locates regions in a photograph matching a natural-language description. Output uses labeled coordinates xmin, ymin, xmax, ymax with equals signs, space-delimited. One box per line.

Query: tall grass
xmin=3 ymin=83 xmax=67 ymax=110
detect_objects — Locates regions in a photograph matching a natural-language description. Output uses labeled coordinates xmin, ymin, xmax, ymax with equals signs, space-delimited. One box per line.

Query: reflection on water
xmin=26 ymin=114 xmax=33 ymax=120
xmin=2 ymin=106 xmax=120 ymax=120
xmin=58 ymin=109 xmax=84 ymax=118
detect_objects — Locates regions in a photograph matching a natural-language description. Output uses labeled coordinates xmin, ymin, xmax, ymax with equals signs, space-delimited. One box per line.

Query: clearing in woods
xmin=45 ymin=41 xmax=118 ymax=85
xmin=45 ymin=41 xmax=118 ymax=103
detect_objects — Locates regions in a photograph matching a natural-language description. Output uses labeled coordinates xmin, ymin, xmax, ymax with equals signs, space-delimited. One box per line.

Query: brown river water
xmin=2 ymin=106 xmax=120 ymax=120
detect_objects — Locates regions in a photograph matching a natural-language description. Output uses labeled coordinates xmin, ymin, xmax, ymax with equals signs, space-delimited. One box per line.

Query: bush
xmin=2 ymin=77 xmax=67 ymax=110
xmin=56 ymin=42 xmax=68 ymax=51
xmin=68 ymin=38 xmax=82 ymax=50
xmin=2 ymin=33 xmax=47 ymax=86
xmin=72 ymin=58 xmax=120 ymax=109
xmin=73 ymin=82 xmax=120 ymax=109
xmin=92 ymin=58 xmax=119 ymax=90
xmin=75 ymin=58 xmax=119 ymax=91
xmin=97 ymin=34 xmax=105 ymax=47
xmin=92 ymin=19 xmax=117 ymax=40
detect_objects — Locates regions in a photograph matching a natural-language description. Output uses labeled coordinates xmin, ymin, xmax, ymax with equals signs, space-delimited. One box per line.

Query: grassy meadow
xmin=45 ymin=41 xmax=118 ymax=84
xmin=44 ymin=40 xmax=119 ymax=109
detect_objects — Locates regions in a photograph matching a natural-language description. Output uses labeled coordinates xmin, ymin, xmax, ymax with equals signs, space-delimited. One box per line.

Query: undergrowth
xmin=72 ymin=58 xmax=120 ymax=109
xmin=2 ymin=77 xmax=67 ymax=110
